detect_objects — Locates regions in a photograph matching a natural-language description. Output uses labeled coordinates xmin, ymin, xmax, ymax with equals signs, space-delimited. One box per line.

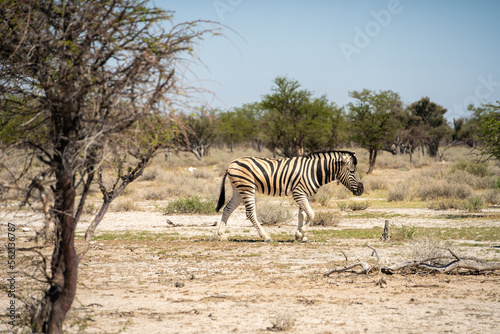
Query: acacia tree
xmin=175 ymin=108 xmax=217 ymax=160
xmin=0 ymin=1 xmax=219 ymax=332
xmin=216 ymin=103 xmax=263 ymax=151
xmin=406 ymin=97 xmax=449 ymax=157
xmin=347 ymin=89 xmax=404 ymax=174
xmin=397 ymin=110 xmax=430 ymax=163
xmin=260 ymin=76 xmax=338 ymax=157
xmin=477 ymin=102 xmax=500 ymax=161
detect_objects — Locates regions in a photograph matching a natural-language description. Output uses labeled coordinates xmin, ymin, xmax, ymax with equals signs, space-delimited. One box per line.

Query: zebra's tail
xmin=216 ymin=171 xmax=228 ymax=212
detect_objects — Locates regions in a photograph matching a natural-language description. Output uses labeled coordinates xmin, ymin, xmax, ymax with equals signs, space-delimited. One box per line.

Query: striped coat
xmin=214 ymin=150 xmax=363 ymax=242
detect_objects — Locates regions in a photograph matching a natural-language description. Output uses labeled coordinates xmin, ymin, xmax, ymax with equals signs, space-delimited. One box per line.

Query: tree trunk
xmin=408 ymin=143 xmax=413 ymax=164
xmin=367 ymin=148 xmax=378 ymax=174
xmin=32 ymin=168 xmax=78 ymax=333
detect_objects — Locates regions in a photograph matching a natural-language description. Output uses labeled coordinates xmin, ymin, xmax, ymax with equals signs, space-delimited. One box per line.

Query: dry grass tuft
xmin=404 ymin=235 xmax=450 ymax=262
xmin=267 ymin=311 xmax=296 ymax=332
xmin=112 ymin=199 xmax=140 ymax=212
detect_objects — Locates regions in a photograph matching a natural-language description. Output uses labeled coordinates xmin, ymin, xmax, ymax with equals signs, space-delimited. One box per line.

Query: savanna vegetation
xmin=1 ymin=0 xmax=500 ymax=333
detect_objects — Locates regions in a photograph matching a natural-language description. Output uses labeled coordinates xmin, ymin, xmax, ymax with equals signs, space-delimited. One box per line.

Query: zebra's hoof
xmin=212 ymin=234 xmax=228 ymax=242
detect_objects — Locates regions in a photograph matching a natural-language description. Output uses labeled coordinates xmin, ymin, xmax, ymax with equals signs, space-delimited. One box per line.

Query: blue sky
xmin=153 ymin=0 xmax=500 ymax=120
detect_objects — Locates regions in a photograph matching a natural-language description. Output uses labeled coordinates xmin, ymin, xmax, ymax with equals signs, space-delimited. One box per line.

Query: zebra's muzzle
xmin=353 ymin=182 xmax=364 ymax=196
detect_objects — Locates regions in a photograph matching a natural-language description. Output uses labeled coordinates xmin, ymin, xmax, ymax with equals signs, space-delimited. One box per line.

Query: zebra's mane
xmin=305 ymin=150 xmax=358 ymax=165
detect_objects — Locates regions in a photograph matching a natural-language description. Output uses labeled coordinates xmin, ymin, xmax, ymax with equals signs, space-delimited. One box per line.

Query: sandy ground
xmin=1 ymin=205 xmax=500 ymax=333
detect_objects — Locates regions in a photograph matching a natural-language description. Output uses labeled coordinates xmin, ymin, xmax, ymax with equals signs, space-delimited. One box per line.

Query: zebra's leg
xmin=242 ymin=193 xmax=273 ymax=242
xmin=213 ymin=186 xmax=241 ymax=241
xmin=293 ymin=194 xmax=315 ymax=243
xmin=295 ymin=208 xmax=307 ymax=242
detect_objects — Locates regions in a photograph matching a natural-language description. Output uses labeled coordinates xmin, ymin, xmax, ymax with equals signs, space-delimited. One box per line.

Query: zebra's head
xmin=337 ymin=152 xmax=363 ymax=196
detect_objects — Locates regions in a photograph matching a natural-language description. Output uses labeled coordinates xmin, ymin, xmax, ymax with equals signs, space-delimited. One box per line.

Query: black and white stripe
xmin=214 ymin=150 xmax=363 ymax=242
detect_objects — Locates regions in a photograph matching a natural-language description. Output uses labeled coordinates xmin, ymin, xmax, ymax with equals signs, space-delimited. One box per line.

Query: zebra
xmin=214 ymin=150 xmax=364 ymax=242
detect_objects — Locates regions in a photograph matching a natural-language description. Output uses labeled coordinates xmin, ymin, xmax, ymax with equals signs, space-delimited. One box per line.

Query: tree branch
xmin=325 ymin=247 xmax=500 ymax=277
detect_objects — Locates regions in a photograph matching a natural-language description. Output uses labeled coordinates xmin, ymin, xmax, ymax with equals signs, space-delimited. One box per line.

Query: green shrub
xmin=391 ymin=224 xmax=417 ymax=241
xmin=450 ymin=160 xmax=490 ymax=177
xmin=164 ymin=196 xmax=215 ymax=214
xmin=337 ymin=201 xmax=347 ymax=211
xmin=463 ymin=195 xmax=485 ymax=212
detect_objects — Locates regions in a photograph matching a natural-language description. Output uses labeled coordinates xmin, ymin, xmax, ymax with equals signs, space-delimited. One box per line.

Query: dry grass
xmin=111 ymin=199 xmax=141 ymax=212
xmin=404 ymin=234 xmax=451 ymax=261
xmin=268 ymin=311 xmax=296 ymax=332
xmin=337 ymin=200 xmax=370 ymax=211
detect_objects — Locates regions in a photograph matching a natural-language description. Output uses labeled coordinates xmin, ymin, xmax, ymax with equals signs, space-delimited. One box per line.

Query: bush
xmin=142 ymin=187 xmax=169 ymax=200
xmin=310 ymin=193 xmax=331 ymax=206
xmin=428 ymin=195 xmax=485 ymax=212
xmin=463 ymin=195 xmax=485 ymax=212
xmin=364 ymin=175 xmax=388 ymax=191
xmin=391 ymin=224 xmax=417 ymax=241
xmin=449 ymin=160 xmax=490 ymax=177
xmin=483 ymin=189 xmax=500 ymax=205
xmin=268 ymin=311 xmax=296 ymax=332
xmin=405 ymin=235 xmax=450 ymax=261
xmin=428 ymin=198 xmax=463 ymax=210
xmin=446 ymin=168 xmax=497 ymax=190
xmin=387 ymin=180 xmax=414 ymax=202
xmin=140 ymin=167 xmax=158 ymax=181
xmin=193 ymin=168 xmax=216 ymax=179
xmin=313 ymin=211 xmax=340 ymax=227
xmin=417 ymin=180 xmax=472 ymax=200
xmin=113 ymin=199 xmax=139 ymax=212
xmin=256 ymin=200 xmax=294 ymax=225
xmin=164 ymin=196 xmax=215 ymax=214
xmin=337 ymin=200 xmax=370 ymax=211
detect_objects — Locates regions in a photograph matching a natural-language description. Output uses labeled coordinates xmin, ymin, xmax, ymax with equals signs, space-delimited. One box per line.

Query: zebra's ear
xmin=351 ymin=152 xmax=358 ymax=165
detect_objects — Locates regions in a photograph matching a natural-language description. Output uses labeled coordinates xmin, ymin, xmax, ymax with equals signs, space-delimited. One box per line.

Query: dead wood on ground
xmin=324 ymin=245 xmax=500 ymax=277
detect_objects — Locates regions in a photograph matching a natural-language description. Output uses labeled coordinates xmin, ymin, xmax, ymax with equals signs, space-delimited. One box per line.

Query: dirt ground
xmin=1 ymin=205 xmax=500 ymax=333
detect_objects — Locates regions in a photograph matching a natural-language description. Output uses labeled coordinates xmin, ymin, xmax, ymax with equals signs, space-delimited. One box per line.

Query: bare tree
xmin=0 ymin=1 xmax=220 ymax=332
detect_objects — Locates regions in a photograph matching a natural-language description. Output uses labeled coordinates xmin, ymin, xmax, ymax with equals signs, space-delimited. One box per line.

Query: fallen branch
xmin=325 ymin=247 xmax=500 ymax=277
xmin=324 ymin=261 xmax=373 ymax=276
